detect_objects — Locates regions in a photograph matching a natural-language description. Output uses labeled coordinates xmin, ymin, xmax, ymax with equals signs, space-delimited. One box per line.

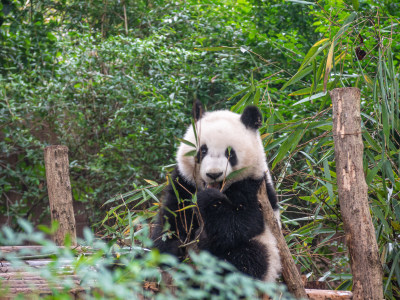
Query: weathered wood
xmin=306 ymin=289 xmax=352 ymax=300
xmin=44 ymin=145 xmax=77 ymax=246
xmin=330 ymin=87 xmax=383 ymax=300
xmin=258 ymin=182 xmax=308 ymax=299
xmin=0 ymin=246 xmax=90 ymax=257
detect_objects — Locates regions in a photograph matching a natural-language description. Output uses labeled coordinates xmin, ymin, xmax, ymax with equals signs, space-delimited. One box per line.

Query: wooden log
xmin=0 ymin=246 xmax=90 ymax=257
xmin=306 ymin=289 xmax=352 ymax=300
xmin=330 ymin=87 xmax=383 ymax=300
xmin=44 ymin=145 xmax=77 ymax=246
xmin=258 ymin=182 xmax=308 ymax=299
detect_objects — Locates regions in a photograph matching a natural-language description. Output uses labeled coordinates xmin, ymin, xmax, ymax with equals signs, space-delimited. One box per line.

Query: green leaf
xmin=47 ymin=32 xmax=57 ymax=41
xmin=384 ymin=250 xmax=400 ymax=293
xmin=281 ymin=65 xmax=313 ymax=91
xmin=228 ymin=86 xmax=251 ymax=101
xmin=144 ymin=188 xmax=160 ymax=203
xmin=253 ymin=88 xmax=261 ymax=105
xmin=224 ymin=167 xmax=248 ymax=182
xmin=352 ymin=0 xmax=359 ymax=11
xmin=177 ymin=138 xmax=196 ymax=148
xmin=299 ymin=38 xmax=330 ymax=70
xmin=231 ymin=90 xmax=252 ymax=112
xmin=184 ymin=150 xmax=197 ymax=157
xmin=383 ymin=160 xmax=395 ymax=184
xmin=287 ymin=0 xmax=315 ymax=4
xmin=293 ymin=92 xmax=327 ymax=106
xmin=324 ymin=42 xmax=335 ymax=92
xmin=322 ymin=159 xmax=334 ymax=202
xmin=333 ymin=12 xmax=357 ymax=41
xmin=175 ymin=205 xmax=197 ymax=212
xmin=194 ymin=46 xmax=237 ymax=52
xmin=272 ymin=129 xmax=303 ymax=169
xmin=366 ymin=161 xmax=382 ymax=185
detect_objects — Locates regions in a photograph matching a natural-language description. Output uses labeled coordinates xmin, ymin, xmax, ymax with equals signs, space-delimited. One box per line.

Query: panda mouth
xmin=205 ymin=181 xmax=222 ymax=189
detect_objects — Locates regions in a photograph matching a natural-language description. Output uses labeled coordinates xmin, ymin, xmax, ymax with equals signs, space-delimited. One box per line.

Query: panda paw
xmin=197 ymin=188 xmax=229 ymax=213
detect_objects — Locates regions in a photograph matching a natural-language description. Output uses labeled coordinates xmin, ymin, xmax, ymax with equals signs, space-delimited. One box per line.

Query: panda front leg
xmin=196 ymin=188 xmax=267 ymax=277
xmin=219 ymin=240 xmax=268 ymax=280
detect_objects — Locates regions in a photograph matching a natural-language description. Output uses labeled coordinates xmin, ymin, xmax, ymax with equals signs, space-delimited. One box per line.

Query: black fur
xmin=196 ymin=144 xmax=208 ymax=163
xmin=152 ymin=169 xmax=279 ymax=279
xmin=193 ymin=100 xmax=204 ymax=122
xmin=266 ymin=179 xmax=279 ymax=211
xmin=151 ymin=169 xmax=198 ymax=259
xmin=225 ymin=147 xmax=238 ymax=167
xmin=240 ymin=106 xmax=262 ymax=130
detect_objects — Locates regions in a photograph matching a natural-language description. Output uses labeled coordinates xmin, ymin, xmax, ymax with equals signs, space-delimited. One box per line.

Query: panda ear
xmin=192 ymin=100 xmax=204 ymax=122
xmin=240 ymin=106 xmax=262 ymax=130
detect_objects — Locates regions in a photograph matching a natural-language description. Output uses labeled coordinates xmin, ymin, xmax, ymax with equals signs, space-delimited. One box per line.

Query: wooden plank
xmin=0 ymin=246 xmax=90 ymax=256
xmin=306 ymin=289 xmax=352 ymax=299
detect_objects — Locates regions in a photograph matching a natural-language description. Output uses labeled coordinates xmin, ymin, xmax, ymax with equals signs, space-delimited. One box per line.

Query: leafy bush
xmin=0 ymin=220 xmax=294 ymax=300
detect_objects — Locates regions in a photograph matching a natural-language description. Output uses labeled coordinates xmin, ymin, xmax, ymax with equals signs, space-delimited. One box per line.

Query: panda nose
xmin=206 ymin=172 xmax=223 ymax=180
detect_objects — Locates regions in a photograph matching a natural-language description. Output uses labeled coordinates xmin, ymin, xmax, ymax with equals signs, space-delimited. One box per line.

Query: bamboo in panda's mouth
xmin=205 ymin=181 xmax=222 ymax=189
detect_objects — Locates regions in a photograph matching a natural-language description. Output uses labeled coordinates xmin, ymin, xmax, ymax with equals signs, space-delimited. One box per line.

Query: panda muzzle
xmin=206 ymin=181 xmax=222 ymax=189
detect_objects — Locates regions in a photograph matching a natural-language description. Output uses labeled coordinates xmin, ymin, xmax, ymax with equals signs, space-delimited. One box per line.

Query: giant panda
xmin=151 ymin=101 xmax=281 ymax=282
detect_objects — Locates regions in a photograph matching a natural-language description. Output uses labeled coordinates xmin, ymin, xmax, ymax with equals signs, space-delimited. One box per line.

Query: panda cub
xmin=151 ymin=101 xmax=281 ymax=282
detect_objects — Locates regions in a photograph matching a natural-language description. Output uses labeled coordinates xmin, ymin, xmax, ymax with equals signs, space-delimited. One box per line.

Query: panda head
xmin=177 ymin=101 xmax=268 ymax=190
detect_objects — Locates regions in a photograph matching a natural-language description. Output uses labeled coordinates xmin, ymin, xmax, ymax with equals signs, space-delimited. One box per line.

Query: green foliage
xmin=260 ymin=1 xmax=399 ymax=298
xmin=0 ymin=221 xmax=294 ymax=299
xmin=1 ymin=0 xmax=400 ymax=298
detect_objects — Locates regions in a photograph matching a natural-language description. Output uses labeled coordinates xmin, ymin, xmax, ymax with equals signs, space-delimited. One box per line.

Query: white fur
xmin=177 ymin=108 xmax=281 ymax=282
xmin=177 ymin=110 xmax=268 ymax=189
xmin=253 ymin=227 xmax=282 ymax=282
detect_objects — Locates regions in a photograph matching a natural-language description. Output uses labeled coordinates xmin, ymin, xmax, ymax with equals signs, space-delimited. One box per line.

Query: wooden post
xmin=258 ymin=183 xmax=308 ymax=299
xmin=44 ymin=145 xmax=77 ymax=246
xmin=330 ymin=87 xmax=383 ymax=300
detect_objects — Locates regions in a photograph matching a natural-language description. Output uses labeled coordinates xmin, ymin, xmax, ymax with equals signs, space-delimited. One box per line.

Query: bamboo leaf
xmin=175 ymin=205 xmax=197 ymax=212
xmin=384 ymin=250 xmax=400 ymax=293
xmin=366 ymin=161 xmax=382 ymax=185
xmin=144 ymin=188 xmax=160 ymax=203
xmin=352 ymin=0 xmax=359 ymax=11
xmin=272 ymin=129 xmax=303 ymax=169
xmin=224 ymin=167 xmax=248 ymax=182
xmin=362 ymin=131 xmax=380 ymax=152
xmin=253 ymin=88 xmax=261 ymax=105
xmin=323 ymin=159 xmax=334 ymax=202
xmin=281 ymin=65 xmax=313 ymax=91
xmin=144 ymin=179 xmax=159 ymax=186
xmin=293 ymin=92 xmax=327 ymax=106
xmin=299 ymin=38 xmax=330 ymax=70
xmin=231 ymin=90 xmax=252 ymax=112
xmin=228 ymin=86 xmax=251 ymax=100
xmin=383 ymin=160 xmax=395 ymax=184
xmin=287 ymin=0 xmax=315 ymax=4
xmin=184 ymin=150 xmax=197 ymax=157
xmin=194 ymin=46 xmax=237 ymax=52
xmin=324 ymin=42 xmax=335 ymax=92
xmin=333 ymin=12 xmax=357 ymax=41
xmin=177 ymin=138 xmax=196 ymax=148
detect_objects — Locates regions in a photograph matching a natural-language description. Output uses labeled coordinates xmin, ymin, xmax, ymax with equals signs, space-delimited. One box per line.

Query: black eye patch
xmin=225 ymin=147 xmax=238 ymax=167
xmin=196 ymin=144 xmax=208 ymax=163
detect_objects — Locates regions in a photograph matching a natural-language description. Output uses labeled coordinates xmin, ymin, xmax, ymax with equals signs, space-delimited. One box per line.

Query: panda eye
xmin=200 ymin=144 xmax=208 ymax=155
xmin=225 ymin=147 xmax=236 ymax=159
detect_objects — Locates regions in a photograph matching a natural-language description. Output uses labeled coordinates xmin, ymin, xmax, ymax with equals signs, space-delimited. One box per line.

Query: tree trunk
xmin=258 ymin=182 xmax=308 ymax=299
xmin=44 ymin=145 xmax=77 ymax=246
xmin=330 ymin=87 xmax=383 ymax=300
